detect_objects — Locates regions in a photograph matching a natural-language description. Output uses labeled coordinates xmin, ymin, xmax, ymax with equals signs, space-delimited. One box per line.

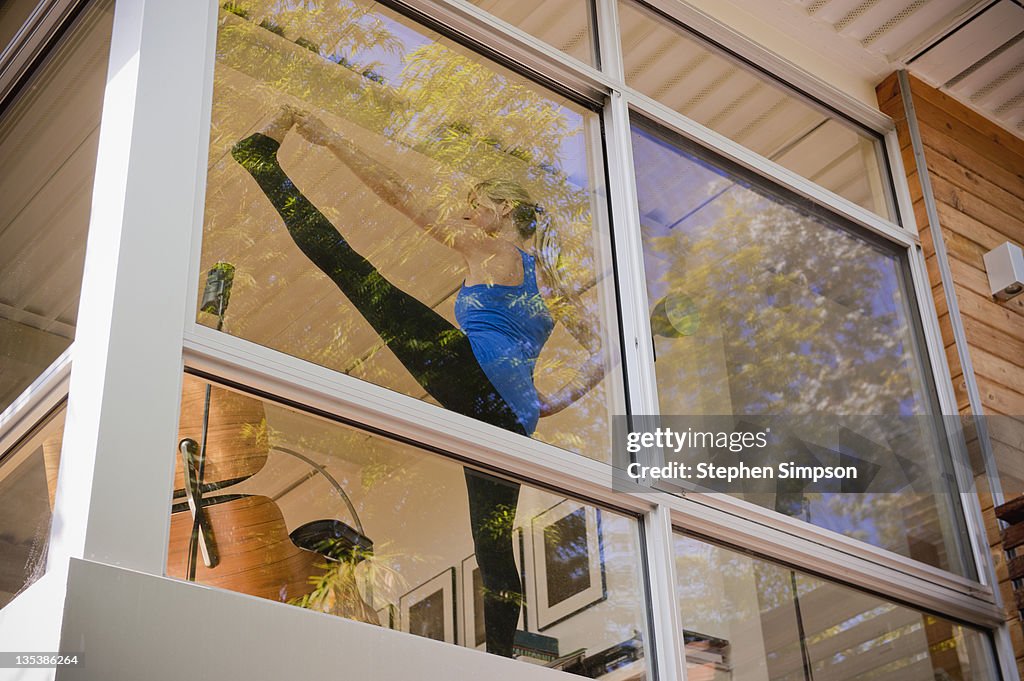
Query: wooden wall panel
xmin=878 ymin=73 xmax=1024 ymax=419
xmin=879 ymin=72 xmax=1024 ymax=669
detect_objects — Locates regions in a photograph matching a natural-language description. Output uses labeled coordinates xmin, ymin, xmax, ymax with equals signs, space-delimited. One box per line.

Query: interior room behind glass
xmin=674 ymin=533 xmax=993 ymax=681
xmin=166 ymin=375 xmax=649 ymax=677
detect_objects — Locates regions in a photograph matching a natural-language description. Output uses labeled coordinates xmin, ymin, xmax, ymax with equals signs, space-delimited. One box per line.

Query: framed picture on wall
xmin=400 ymin=568 xmax=456 ymax=644
xmin=461 ymin=547 xmax=526 ymax=649
xmin=530 ymin=499 xmax=605 ymax=630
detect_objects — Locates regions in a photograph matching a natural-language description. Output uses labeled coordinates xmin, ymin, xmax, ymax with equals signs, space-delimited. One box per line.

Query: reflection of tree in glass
xmin=390 ymin=49 xmax=612 ymax=458
xmin=471 ymin=497 xmax=523 ymax=609
xmin=646 ymin=183 xmax=919 ymax=417
xmin=226 ymin=0 xmax=404 ymax=67
xmin=291 ymin=541 xmax=408 ymax=625
xmin=205 ymin=1 xmax=616 ymax=462
xmin=639 ymin=136 xmax=961 ymax=565
xmin=675 ymin=538 xmax=760 ymax=629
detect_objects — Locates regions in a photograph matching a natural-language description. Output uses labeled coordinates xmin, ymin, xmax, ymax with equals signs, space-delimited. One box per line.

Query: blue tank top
xmin=454 ymin=249 xmax=555 ymax=435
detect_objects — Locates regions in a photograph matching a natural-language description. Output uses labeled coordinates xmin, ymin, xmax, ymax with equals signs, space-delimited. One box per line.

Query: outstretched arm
xmin=293 ymin=111 xmax=465 ymax=245
xmin=536 ymin=280 xmax=612 ymax=417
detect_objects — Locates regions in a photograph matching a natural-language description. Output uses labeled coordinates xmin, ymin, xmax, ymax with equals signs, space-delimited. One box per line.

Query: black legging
xmin=233 ymin=133 xmax=522 ymax=656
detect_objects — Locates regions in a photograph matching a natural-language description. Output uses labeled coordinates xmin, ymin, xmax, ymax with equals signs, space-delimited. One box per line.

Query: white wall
xmin=57 ymin=558 xmax=579 ymax=681
xmin=0 ymin=572 xmax=65 ymax=681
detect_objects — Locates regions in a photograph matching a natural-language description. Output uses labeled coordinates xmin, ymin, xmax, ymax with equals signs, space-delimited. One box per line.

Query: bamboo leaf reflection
xmin=633 ymin=125 xmax=966 ymax=573
xmin=644 ymin=186 xmax=919 ymax=417
xmin=201 ymin=0 xmax=617 ymax=462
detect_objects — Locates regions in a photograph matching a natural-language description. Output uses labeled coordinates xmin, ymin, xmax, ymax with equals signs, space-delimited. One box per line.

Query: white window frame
xmin=18 ymin=0 xmax=1006 ymax=679
xmin=0 ymin=350 xmax=71 ymax=459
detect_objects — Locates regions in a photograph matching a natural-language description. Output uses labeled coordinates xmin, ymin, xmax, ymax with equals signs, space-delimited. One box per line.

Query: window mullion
xmin=603 ymin=90 xmax=661 ymax=420
xmin=896 ymin=119 xmax=998 ymax=590
xmin=594 ymin=0 xmax=624 ymax=81
xmin=0 ymin=348 xmax=71 ymax=457
xmin=644 ymin=503 xmax=688 ymax=681
xmin=602 ymin=49 xmax=685 ymax=680
xmin=181 ymin=329 xmax=655 ymax=515
xmin=892 ymin=111 xmax=1002 ymax=589
xmin=667 ymin=494 xmax=1005 ymax=628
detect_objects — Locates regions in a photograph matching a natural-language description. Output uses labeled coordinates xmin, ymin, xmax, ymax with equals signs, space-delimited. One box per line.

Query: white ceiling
xmin=907 ymin=0 xmax=1024 ymax=134
xmin=729 ymin=0 xmax=1024 ymax=137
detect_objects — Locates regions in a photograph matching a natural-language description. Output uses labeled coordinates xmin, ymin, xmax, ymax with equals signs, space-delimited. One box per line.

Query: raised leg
xmin=231 ymin=132 xmax=523 ymax=434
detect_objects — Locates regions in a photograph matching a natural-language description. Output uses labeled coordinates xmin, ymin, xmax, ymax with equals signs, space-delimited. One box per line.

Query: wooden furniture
xmin=167 ymin=495 xmax=324 ymax=603
xmin=167 ymin=376 xmax=324 ymax=603
xmin=174 ymin=375 xmax=269 ymax=492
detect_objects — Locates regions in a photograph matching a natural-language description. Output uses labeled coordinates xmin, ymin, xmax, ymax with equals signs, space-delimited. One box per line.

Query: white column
xmin=48 ymin=0 xmax=215 ymax=575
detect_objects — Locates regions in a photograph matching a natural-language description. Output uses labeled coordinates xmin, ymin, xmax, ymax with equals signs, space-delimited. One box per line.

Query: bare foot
xmin=256 ymin=106 xmax=297 ymax=144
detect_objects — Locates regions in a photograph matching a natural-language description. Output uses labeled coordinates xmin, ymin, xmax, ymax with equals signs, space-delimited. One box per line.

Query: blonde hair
xmin=473 ymin=178 xmax=545 ymax=241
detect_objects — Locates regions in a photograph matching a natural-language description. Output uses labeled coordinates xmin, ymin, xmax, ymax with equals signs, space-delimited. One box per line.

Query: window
xmin=630 ymin=116 xmax=972 ymax=576
xmin=618 ymin=0 xmax=892 ymax=219
xmin=198 ymin=0 xmax=622 ymax=462
xmin=175 ymin=0 xmax=999 ymax=675
xmin=466 ymin=0 xmax=598 ymax=66
xmin=166 ymin=375 xmax=649 ymax=675
xmin=0 ymin=0 xmax=114 ymax=414
xmin=0 ymin=403 xmax=65 ymax=608
xmin=674 ymin=533 xmax=995 ymax=680
xmin=0 ymin=0 xmax=40 ymax=52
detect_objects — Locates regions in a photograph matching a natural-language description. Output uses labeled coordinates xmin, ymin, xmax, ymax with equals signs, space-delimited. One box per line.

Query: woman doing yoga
xmin=232 ymin=106 xmax=605 ymax=656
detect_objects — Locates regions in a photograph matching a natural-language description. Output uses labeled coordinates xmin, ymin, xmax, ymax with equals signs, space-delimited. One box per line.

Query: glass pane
xmin=674 ymin=533 xmax=996 ymax=681
xmin=0 ymin=0 xmax=114 ymax=413
xmin=618 ymin=0 xmax=892 ymax=219
xmin=631 ymin=117 xmax=973 ymax=577
xmin=466 ymin=0 xmax=597 ymax=66
xmin=0 ymin=404 xmax=65 ymax=607
xmin=199 ymin=0 xmax=622 ymax=463
xmin=0 ymin=0 xmax=39 ymax=52
xmin=166 ymin=375 xmax=649 ymax=676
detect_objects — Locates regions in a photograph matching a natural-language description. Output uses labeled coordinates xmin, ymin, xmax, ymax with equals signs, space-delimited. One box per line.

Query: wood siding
xmin=877 ymin=72 xmax=1024 ymax=676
